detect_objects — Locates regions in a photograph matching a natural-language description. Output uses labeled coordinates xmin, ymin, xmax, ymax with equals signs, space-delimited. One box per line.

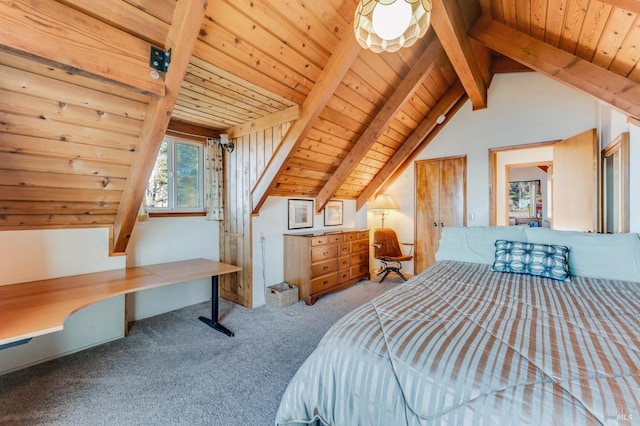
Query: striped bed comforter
xmin=276 ymin=260 xmax=640 ymax=425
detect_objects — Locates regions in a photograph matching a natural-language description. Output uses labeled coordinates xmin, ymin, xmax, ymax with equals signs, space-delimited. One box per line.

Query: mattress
xmin=275 ymin=260 xmax=640 ymax=425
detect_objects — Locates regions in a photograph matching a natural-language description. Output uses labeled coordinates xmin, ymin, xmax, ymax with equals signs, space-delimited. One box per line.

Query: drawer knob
xmin=323 ymin=266 xmax=328 ymax=270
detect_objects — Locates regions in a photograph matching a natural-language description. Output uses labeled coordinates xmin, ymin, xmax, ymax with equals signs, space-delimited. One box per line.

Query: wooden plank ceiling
xmin=1 ymin=0 xmax=639 ymax=251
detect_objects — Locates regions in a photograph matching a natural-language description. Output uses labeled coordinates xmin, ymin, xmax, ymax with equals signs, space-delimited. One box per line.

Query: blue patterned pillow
xmin=492 ymin=240 xmax=571 ymax=282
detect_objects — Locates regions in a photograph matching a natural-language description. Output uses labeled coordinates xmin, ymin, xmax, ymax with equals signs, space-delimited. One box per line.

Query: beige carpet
xmin=0 ymin=277 xmax=403 ymax=425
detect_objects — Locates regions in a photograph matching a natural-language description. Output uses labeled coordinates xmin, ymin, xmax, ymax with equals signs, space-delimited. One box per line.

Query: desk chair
xmin=372 ymin=228 xmax=414 ymax=283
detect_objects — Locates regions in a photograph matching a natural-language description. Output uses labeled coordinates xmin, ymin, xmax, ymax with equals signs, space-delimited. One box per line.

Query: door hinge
xmin=150 ymin=46 xmax=171 ymax=73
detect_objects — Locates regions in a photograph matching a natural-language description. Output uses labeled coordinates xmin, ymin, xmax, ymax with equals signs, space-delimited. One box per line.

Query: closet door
xmin=415 ymin=160 xmax=440 ymax=273
xmin=415 ymin=156 xmax=466 ymax=273
xmin=439 ymin=157 xmax=466 ymax=230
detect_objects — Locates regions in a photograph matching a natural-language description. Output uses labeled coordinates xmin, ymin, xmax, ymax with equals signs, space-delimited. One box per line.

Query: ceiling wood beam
xmin=226 ymin=105 xmax=300 ymax=139
xmin=431 ymin=0 xmax=489 ymax=110
xmin=491 ymin=56 xmax=532 ymax=74
xmin=0 ymin=0 xmax=165 ymax=97
xmin=356 ymin=82 xmax=467 ymax=210
xmin=57 ymin=0 xmax=169 ymax=46
xmin=471 ymin=17 xmax=640 ymax=119
xmin=315 ymin=39 xmax=445 ymax=212
xmin=167 ymin=119 xmax=220 ymax=140
xmin=599 ymin=0 xmax=640 ymax=14
xmin=250 ymin=35 xmax=361 ymax=214
xmin=112 ymin=0 xmax=208 ymax=253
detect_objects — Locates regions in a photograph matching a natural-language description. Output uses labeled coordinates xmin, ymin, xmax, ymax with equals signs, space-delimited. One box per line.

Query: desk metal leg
xmin=198 ymin=275 xmax=234 ymax=337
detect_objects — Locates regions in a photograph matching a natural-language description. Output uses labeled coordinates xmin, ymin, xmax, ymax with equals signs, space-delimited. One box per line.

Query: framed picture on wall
xmin=288 ymin=199 xmax=314 ymax=229
xmin=324 ymin=200 xmax=343 ymax=226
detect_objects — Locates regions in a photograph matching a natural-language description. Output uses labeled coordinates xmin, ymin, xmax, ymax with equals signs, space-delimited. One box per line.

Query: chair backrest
xmin=373 ymin=228 xmax=403 ymax=258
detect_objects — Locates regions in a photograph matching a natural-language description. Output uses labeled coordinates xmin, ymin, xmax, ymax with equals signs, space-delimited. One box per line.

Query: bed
xmin=275 ymin=226 xmax=640 ymax=425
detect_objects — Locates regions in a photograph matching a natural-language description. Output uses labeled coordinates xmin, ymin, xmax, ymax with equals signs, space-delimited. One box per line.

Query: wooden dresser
xmin=284 ymin=229 xmax=370 ymax=305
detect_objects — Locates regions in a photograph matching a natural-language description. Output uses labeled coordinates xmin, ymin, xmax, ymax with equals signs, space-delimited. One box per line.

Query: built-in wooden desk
xmin=0 ymin=258 xmax=241 ymax=347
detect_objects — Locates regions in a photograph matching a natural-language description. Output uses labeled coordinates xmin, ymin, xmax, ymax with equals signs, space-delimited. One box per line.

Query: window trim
xmin=146 ymin=136 xmax=206 ymax=214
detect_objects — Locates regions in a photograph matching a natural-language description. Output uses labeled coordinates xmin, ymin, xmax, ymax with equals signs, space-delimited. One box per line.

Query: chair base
xmin=377 ymin=260 xmax=407 ymax=283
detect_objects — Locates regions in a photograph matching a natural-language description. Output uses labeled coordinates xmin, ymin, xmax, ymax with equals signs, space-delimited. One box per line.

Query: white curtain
xmin=205 ymin=137 xmax=225 ymax=221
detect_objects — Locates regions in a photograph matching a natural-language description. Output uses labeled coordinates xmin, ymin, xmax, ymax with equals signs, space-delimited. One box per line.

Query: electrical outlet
xmin=259 ymin=232 xmax=265 ymax=242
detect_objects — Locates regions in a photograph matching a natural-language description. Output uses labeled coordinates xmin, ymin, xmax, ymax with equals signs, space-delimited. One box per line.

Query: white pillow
xmin=525 ymin=228 xmax=640 ymax=282
xmin=436 ymin=226 xmax=528 ymax=265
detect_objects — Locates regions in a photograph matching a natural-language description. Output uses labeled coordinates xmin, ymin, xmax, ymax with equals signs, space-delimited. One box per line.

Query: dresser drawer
xmin=344 ymin=232 xmax=358 ymax=242
xmin=351 ymin=263 xmax=369 ymax=278
xmin=311 ymin=244 xmax=338 ymax=262
xmin=338 ymin=270 xmax=350 ymax=283
xmin=327 ymin=234 xmax=344 ymax=243
xmin=352 ymin=240 xmax=369 ymax=253
xmin=311 ymin=236 xmax=328 ymax=246
xmin=339 ymin=242 xmax=351 ymax=256
xmin=311 ymin=273 xmax=338 ymax=293
xmin=351 ymin=251 xmax=368 ymax=265
xmin=338 ymin=255 xmax=350 ymax=269
xmin=311 ymin=259 xmax=337 ymax=278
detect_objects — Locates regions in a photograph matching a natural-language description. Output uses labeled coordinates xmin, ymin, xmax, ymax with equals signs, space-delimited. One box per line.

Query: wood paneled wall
xmin=219 ymin=121 xmax=292 ymax=307
xmin=0 ymin=51 xmax=148 ymax=229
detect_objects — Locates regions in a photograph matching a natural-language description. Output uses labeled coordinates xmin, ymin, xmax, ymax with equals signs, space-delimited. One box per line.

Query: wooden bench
xmin=0 ymin=258 xmax=241 ymax=347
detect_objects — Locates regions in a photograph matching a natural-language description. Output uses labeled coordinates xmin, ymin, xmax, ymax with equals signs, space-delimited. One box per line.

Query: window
xmin=508 ymin=179 xmax=541 ymax=218
xmin=146 ymin=136 xmax=204 ymax=213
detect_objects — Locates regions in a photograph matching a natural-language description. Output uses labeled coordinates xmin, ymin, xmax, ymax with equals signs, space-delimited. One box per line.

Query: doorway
xmin=490 ymin=129 xmax=598 ymax=232
xmin=491 ymin=144 xmax=553 ymax=227
xmin=507 ymin=165 xmax=550 ymax=227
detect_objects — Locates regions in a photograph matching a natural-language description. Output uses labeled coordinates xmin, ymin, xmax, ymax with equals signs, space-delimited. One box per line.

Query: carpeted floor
xmin=0 ymin=277 xmax=402 ymax=425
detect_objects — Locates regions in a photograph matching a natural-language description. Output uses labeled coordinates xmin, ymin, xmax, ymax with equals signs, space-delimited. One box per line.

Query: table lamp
xmin=368 ymin=194 xmax=398 ymax=228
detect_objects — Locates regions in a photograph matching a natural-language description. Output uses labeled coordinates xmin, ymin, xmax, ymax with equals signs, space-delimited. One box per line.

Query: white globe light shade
xmin=372 ymin=0 xmax=412 ymax=40
xmin=353 ymin=0 xmax=432 ymax=53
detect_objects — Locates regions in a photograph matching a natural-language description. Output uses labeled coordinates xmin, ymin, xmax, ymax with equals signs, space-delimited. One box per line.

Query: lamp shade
xmin=354 ymin=0 xmax=432 ymax=53
xmin=369 ymin=194 xmax=398 ymax=211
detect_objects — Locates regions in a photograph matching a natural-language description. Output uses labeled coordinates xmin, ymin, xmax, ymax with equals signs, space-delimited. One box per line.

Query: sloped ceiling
xmin=0 ymin=0 xmax=639 ymax=252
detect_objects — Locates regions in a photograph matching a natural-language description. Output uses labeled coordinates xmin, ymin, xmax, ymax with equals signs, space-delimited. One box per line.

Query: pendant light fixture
xmin=354 ymin=0 xmax=432 ymax=53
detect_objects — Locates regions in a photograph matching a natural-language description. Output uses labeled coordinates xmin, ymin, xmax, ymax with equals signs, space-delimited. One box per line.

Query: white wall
xmin=0 ymin=228 xmax=125 ymax=374
xmin=251 ymin=197 xmax=359 ymax=306
xmin=125 ymin=216 xmax=219 ymax=320
xmin=0 ymin=228 xmax=124 ymax=285
xmin=378 ymin=72 xmax=600 ymax=251
xmin=0 ymin=217 xmax=219 ymax=375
